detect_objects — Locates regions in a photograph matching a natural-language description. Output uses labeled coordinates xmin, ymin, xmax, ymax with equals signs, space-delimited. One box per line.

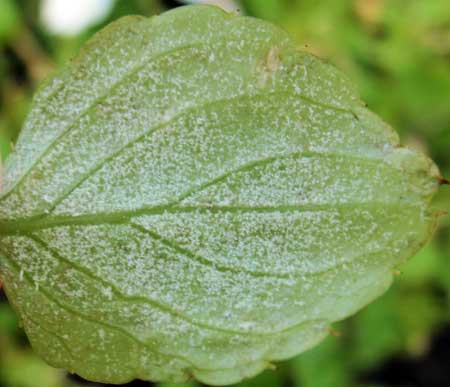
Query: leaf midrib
xmin=0 ymin=201 xmax=422 ymax=236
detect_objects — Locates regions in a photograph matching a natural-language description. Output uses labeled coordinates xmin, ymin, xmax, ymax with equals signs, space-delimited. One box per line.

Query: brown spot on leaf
xmin=329 ymin=328 xmax=342 ymax=337
xmin=257 ymin=46 xmax=282 ymax=86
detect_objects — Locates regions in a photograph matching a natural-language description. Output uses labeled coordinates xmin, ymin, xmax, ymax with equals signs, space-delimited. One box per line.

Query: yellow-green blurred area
xmin=0 ymin=0 xmax=449 ymax=386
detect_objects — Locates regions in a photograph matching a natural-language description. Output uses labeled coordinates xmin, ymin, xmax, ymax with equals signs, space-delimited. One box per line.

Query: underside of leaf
xmin=0 ymin=5 xmax=441 ymax=386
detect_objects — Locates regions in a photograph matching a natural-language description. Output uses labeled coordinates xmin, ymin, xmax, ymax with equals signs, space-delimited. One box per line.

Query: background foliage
xmin=0 ymin=1 xmax=449 ymax=386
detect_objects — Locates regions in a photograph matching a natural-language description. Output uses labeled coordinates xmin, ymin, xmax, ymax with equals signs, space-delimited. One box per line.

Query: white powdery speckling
xmin=0 ymin=5 xmax=439 ymax=385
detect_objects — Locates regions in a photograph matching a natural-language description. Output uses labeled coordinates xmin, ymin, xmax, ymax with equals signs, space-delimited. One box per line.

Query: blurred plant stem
xmin=11 ymin=26 xmax=54 ymax=84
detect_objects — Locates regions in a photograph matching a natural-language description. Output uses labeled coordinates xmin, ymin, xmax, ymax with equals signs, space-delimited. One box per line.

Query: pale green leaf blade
xmin=0 ymin=5 xmax=441 ymax=386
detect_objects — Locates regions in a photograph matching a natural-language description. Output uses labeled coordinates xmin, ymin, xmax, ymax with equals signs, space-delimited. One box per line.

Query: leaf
xmin=0 ymin=5 xmax=442 ymax=386
xmin=291 ymin=333 xmax=351 ymax=387
xmin=0 ymin=0 xmax=20 ymax=43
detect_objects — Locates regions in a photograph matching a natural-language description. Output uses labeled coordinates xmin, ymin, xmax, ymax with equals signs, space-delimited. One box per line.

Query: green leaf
xmin=0 ymin=4 xmax=441 ymax=386
xmin=0 ymin=0 xmax=20 ymax=43
xmin=291 ymin=334 xmax=351 ymax=387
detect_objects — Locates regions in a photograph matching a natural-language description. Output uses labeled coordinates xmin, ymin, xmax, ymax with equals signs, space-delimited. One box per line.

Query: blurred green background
xmin=0 ymin=0 xmax=449 ymax=386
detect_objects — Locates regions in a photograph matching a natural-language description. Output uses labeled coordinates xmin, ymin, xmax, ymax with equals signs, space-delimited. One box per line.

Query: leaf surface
xmin=0 ymin=5 xmax=441 ymax=385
